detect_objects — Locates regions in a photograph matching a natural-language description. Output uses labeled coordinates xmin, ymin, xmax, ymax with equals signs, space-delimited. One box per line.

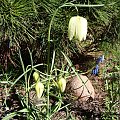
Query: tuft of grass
xmin=102 ymin=42 xmax=120 ymax=120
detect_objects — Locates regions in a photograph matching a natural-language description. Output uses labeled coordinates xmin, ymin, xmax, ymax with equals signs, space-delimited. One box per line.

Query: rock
xmin=66 ymin=74 xmax=95 ymax=102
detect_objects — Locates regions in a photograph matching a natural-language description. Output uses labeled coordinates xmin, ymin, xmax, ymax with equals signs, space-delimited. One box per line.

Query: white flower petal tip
xmin=35 ymin=81 xmax=44 ymax=99
xmin=57 ymin=78 xmax=66 ymax=92
xmin=68 ymin=16 xmax=87 ymax=41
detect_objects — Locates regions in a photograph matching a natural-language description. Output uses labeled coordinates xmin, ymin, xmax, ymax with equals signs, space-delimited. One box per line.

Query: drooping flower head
xmin=68 ymin=16 xmax=87 ymax=41
xmin=33 ymin=71 xmax=40 ymax=82
xmin=35 ymin=81 xmax=44 ymax=99
xmin=33 ymin=71 xmax=44 ymax=99
xmin=57 ymin=77 xmax=66 ymax=92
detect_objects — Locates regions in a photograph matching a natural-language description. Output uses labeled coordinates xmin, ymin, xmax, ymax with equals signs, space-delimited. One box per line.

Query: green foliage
xmin=0 ymin=0 xmax=120 ymax=119
xmin=0 ymin=0 xmax=36 ymax=44
xmin=101 ymin=43 xmax=120 ymax=120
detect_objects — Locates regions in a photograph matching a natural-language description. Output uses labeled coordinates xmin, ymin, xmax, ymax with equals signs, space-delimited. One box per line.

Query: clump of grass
xmin=102 ymin=43 xmax=120 ymax=120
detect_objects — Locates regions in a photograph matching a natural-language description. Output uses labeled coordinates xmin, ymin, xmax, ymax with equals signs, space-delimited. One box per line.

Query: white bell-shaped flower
xmin=68 ymin=16 xmax=87 ymax=41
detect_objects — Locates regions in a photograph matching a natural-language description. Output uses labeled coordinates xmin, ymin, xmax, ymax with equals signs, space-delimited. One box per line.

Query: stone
xmin=66 ymin=74 xmax=95 ymax=102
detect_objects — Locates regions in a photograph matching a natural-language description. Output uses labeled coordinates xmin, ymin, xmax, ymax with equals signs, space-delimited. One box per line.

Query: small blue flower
xmin=92 ymin=65 xmax=99 ymax=75
xmin=96 ymin=55 xmax=104 ymax=64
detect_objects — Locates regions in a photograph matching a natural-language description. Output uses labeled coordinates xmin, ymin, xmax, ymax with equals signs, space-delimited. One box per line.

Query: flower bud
xmin=33 ymin=71 xmax=40 ymax=82
xmin=57 ymin=78 xmax=66 ymax=92
xmin=35 ymin=81 xmax=44 ymax=99
xmin=68 ymin=16 xmax=87 ymax=41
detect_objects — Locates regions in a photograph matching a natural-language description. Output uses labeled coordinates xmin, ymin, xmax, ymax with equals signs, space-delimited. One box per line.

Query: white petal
xmin=68 ymin=16 xmax=76 ymax=40
xmin=77 ymin=16 xmax=87 ymax=41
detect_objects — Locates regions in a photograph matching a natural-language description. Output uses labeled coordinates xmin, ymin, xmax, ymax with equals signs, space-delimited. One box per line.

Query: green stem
xmin=19 ymin=49 xmax=29 ymax=118
xmin=47 ymin=8 xmax=59 ymax=74
xmin=46 ymin=2 xmax=104 ymax=119
xmin=8 ymin=63 xmax=45 ymax=93
xmin=47 ymin=7 xmax=59 ymax=119
xmin=47 ymin=1 xmax=105 ymax=81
